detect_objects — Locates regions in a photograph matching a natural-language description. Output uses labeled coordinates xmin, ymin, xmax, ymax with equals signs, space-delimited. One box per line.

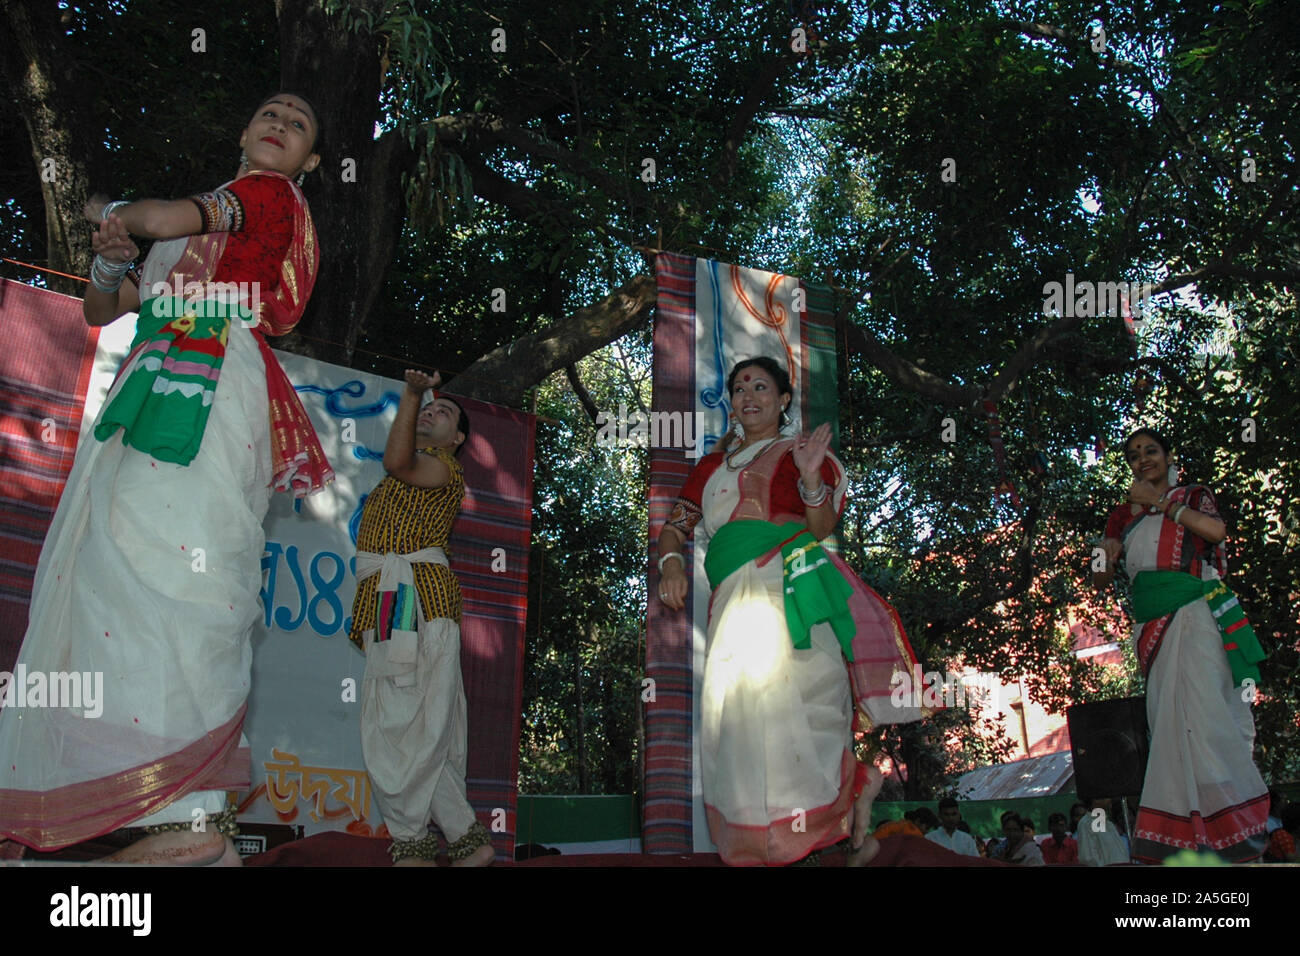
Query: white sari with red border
xmin=1121 ymin=509 xmax=1268 ymax=862
xmin=697 ymin=439 xmax=863 ymax=865
xmin=0 ymin=172 xmax=326 ymax=849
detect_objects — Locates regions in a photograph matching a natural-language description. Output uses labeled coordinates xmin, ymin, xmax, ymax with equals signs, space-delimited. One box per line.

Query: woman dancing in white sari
xmin=0 ymin=93 xmax=332 ymax=864
xmin=657 ymin=357 xmax=920 ymax=866
xmin=1093 ymin=428 xmax=1268 ymax=862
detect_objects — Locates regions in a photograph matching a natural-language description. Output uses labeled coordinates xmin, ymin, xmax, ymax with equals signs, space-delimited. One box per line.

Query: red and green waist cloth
xmin=704 ymin=519 xmax=859 ymax=659
xmin=1131 ymin=570 xmax=1265 ymax=686
xmin=94 ymin=296 xmax=248 ymax=465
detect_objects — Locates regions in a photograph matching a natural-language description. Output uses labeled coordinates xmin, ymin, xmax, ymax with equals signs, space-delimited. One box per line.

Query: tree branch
xmin=985 ymin=311 xmax=1088 ymax=403
xmin=432 ymin=112 xmax=658 ymax=220
xmin=1004 ymin=20 xmax=1075 ymax=45
xmin=458 ymin=150 xmax=642 ymax=244
xmin=565 ymin=364 xmax=601 ymax=423
xmin=1153 ymin=172 xmax=1300 ymax=295
xmin=1049 ymin=344 xmax=1214 ymax=401
xmin=449 ymin=274 xmax=657 ymax=406
xmin=842 ymin=319 xmax=979 ymax=407
xmin=711 ymin=48 xmax=794 ymax=189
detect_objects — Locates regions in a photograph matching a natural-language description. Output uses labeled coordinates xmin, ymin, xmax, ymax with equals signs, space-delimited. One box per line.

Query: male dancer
xmin=349 ymin=369 xmax=492 ymax=866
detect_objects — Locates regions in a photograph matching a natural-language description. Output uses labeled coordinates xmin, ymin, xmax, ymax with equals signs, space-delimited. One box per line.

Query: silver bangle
xmin=798 ymin=478 xmax=829 ymax=506
xmin=658 ymin=551 xmax=684 ymax=572
xmin=101 ymin=199 xmax=129 ymax=221
xmin=1171 ymin=504 xmax=1188 ymax=524
xmin=90 ymin=254 xmax=132 ymax=293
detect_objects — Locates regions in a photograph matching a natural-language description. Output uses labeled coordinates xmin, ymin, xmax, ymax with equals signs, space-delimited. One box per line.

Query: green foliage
xmin=519 ymin=344 xmax=650 ymax=793
xmin=5 ymin=0 xmax=1296 ymax=797
xmin=791 ymin=0 xmax=1299 ymax=793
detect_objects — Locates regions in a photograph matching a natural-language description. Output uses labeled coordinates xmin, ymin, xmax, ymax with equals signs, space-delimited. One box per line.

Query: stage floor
xmin=6 ymin=831 xmax=1023 ymax=866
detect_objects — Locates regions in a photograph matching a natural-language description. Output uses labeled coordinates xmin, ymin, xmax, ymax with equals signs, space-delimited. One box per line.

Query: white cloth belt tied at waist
xmin=355 ymin=547 xmax=449 ymax=682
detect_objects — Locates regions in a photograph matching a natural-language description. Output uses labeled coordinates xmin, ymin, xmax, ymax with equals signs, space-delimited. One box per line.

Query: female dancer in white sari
xmin=1094 ymin=428 xmax=1268 ymax=862
xmin=658 ymin=357 xmax=920 ymax=866
xmin=0 ymin=94 xmax=332 ymax=864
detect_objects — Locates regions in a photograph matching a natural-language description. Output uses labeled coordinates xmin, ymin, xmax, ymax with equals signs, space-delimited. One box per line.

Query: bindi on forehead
xmin=742 ymin=373 xmax=751 ymax=382
xmin=266 ymin=98 xmax=315 ymax=124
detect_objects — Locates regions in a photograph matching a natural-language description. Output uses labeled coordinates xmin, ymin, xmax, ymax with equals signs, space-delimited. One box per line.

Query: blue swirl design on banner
xmin=295 ymin=379 xmax=394 ymax=418
xmin=295 ymin=379 xmax=402 ymax=462
xmin=699 ymin=259 xmax=732 ymax=454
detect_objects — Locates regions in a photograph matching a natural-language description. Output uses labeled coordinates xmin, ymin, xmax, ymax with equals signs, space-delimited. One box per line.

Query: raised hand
xmin=90 ymin=215 xmax=138 ymax=265
xmin=792 ymin=422 xmax=832 ymax=477
xmin=83 ymin=193 xmax=110 ymax=224
xmin=1127 ymin=479 xmax=1160 ymax=508
xmin=404 ymin=368 xmax=441 ymax=394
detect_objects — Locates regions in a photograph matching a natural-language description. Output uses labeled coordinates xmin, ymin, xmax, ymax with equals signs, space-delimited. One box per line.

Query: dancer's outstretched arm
xmin=82 ymin=190 xmax=198 ymax=326
xmin=84 ymin=194 xmax=202 ymax=240
xmin=384 ymin=369 xmax=452 ymax=489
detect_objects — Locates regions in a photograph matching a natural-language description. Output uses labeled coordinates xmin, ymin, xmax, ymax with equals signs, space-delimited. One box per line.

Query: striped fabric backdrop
xmin=645 ymin=253 xmax=842 ymax=854
xmin=0 ymin=280 xmax=534 ymax=858
xmin=645 ymin=254 xmax=698 ymax=853
xmin=0 ymin=281 xmax=100 ymax=673
xmin=445 ymin=397 xmax=535 ymax=850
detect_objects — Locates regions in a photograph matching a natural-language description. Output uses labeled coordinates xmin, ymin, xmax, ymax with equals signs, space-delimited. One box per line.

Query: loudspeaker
xmin=1067 ymin=696 xmax=1149 ymax=798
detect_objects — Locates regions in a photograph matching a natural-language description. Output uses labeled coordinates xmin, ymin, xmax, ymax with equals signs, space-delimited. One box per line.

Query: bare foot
xmin=101 ymin=829 xmax=234 ymax=866
xmin=845 ymin=764 xmax=884 ymax=867
xmin=846 ymin=833 xmax=881 ymax=867
xmin=393 ymin=856 xmax=440 ymax=867
xmin=452 ymin=843 xmax=495 ymax=867
xmin=207 ymin=836 xmax=243 ymax=867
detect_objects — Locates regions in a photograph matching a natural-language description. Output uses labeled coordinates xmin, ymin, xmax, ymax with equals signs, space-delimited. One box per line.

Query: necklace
xmin=1146 ymin=488 xmax=1173 ymax=514
xmin=726 ymin=437 xmax=776 ymax=471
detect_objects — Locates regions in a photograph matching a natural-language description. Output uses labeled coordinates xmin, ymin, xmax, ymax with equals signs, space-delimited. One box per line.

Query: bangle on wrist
xmin=1171 ymin=504 xmax=1187 ymax=524
xmin=658 ymin=551 xmax=684 ymax=572
xmin=101 ymin=199 xmax=129 ymax=221
xmin=90 ymin=253 xmax=133 ymax=293
xmin=799 ymin=477 xmax=829 ymax=507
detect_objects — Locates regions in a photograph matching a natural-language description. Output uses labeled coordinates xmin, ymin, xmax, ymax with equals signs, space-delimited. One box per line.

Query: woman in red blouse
xmin=1093 ymin=428 xmax=1268 ymax=862
xmin=657 ymin=357 xmax=920 ymax=866
xmin=0 ymin=94 xmax=332 ymax=864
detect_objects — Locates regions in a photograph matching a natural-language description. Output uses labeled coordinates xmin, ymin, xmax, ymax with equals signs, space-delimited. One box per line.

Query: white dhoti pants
xmin=360 ymin=619 xmax=476 ymax=843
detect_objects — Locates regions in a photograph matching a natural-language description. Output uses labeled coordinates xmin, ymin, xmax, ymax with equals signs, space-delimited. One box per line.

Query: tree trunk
xmin=274 ymin=0 xmax=411 ymax=366
xmin=0 ymin=1 xmax=97 ymax=295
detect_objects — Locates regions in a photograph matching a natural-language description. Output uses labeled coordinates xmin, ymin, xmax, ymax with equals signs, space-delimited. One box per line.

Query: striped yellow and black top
xmin=349 ymin=446 xmax=464 ymax=650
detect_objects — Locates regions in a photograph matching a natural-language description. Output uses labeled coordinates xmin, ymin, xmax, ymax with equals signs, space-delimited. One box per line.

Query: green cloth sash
xmin=1131 ymin=570 xmax=1266 ymax=686
xmin=704 ymin=519 xmax=857 ymax=660
xmin=95 ymin=296 xmax=247 ymax=465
